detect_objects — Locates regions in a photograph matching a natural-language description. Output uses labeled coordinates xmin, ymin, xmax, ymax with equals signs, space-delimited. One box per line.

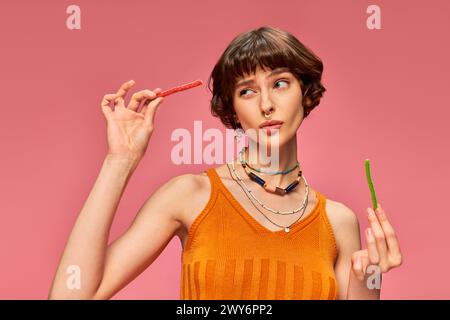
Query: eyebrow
xmin=235 ymin=67 xmax=291 ymax=89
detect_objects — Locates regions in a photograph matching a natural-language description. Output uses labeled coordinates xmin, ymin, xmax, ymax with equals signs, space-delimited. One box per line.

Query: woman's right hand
xmin=101 ymin=80 xmax=165 ymax=162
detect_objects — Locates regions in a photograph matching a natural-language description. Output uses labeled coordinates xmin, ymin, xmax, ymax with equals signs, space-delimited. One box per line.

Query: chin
xmin=254 ymin=132 xmax=288 ymax=150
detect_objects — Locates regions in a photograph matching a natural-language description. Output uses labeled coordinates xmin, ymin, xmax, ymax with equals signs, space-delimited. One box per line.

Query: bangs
xmin=222 ymin=33 xmax=301 ymax=94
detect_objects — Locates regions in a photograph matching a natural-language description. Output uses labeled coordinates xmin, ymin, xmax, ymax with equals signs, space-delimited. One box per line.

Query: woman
xmin=48 ymin=26 xmax=402 ymax=300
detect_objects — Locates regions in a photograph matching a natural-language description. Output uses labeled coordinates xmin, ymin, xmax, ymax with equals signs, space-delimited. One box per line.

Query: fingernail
xmin=367 ymin=208 xmax=374 ymax=217
xmin=367 ymin=228 xmax=372 ymax=236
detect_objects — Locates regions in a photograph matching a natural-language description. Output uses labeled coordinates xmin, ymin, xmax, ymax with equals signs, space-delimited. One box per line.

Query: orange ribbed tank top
xmin=180 ymin=167 xmax=339 ymax=300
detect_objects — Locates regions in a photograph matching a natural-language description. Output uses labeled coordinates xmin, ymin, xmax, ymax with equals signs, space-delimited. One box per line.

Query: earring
xmin=234 ymin=128 xmax=245 ymax=143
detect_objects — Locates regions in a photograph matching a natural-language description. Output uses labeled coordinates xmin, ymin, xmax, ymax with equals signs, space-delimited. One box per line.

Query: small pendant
xmin=284 ymin=227 xmax=290 ymax=233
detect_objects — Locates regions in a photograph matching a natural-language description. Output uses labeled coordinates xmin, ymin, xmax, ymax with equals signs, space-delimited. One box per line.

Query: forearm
xmin=48 ymin=155 xmax=138 ymax=299
xmin=346 ymin=269 xmax=381 ymax=300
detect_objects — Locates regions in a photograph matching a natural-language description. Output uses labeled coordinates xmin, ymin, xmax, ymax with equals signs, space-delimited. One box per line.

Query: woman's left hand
xmin=351 ymin=204 xmax=403 ymax=281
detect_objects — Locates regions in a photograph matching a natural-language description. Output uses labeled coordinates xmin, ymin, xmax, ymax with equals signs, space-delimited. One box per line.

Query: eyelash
xmin=239 ymin=79 xmax=290 ymax=97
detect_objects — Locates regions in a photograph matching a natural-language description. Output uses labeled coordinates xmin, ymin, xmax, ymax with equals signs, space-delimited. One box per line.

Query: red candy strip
xmin=157 ymin=79 xmax=203 ymax=98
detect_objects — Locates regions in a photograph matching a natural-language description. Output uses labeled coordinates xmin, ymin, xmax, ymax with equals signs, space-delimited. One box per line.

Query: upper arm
xmin=331 ymin=202 xmax=362 ymax=300
xmin=91 ymin=173 xmax=195 ymax=300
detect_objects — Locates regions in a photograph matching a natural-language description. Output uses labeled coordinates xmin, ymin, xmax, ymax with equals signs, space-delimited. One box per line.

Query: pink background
xmin=0 ymin=0 xmax=449 ymax=299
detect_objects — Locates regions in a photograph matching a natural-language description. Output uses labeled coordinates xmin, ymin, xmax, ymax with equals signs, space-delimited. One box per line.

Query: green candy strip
xmin=365 ymin=159 xmax=378 ymax=210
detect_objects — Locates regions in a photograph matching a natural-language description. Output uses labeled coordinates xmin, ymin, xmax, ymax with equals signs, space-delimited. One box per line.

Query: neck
xmin=240 ymin=136 xmax=300 ymax=187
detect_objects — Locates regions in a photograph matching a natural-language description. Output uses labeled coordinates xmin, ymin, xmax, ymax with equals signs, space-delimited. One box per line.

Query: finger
xmin=360 ymin=252 xmax=370 ymax=276
xmin=116 ymin=80 xmax=135 ymax=99
xmin=367 ymin=207 xmax=388 ymax=262
xmin=375 ymin=204 xmax=402 ymax=259
xmin=351 ymin=255 xmax=365 ymax=281
xmin=101 ymin=93 xmax=117 ymax=115
xmin=114 ymin=96 xmax=125 ymax=108
xmin=140 ymin=88 xmax=162 ymax=113
xmin=365 ymin=227 xmax=380 ymax=265
xmin=143 ymin=96 xmax=165 ymax=129
xmin=127 ymin=89 xmax=159 ymax=112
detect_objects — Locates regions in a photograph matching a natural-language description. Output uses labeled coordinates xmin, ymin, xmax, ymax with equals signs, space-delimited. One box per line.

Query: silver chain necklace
xmin=228 ymin=158 xmax=310 ymax=215
xmin=226 ymin=161 xmax=309 ymax=233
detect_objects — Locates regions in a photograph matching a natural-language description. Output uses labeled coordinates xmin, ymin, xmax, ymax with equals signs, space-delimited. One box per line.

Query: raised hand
xmin=351 ymin=204 xmax=403 ymax=281
xmin=100 ymin=80 xmax=165 ymax=162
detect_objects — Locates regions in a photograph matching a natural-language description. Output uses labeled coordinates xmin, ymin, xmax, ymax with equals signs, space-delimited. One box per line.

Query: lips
xmin=259 ymin=120 xmax=284 ymax=128
xmin=261 ymin=125 xmax=282 ymax=135
xmin=259 ymin=120 xmax=283 ymax=135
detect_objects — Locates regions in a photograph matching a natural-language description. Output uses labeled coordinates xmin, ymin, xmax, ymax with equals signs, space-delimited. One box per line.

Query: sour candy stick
xmin=365 ymin=159 xmax=378 ymax=210
xmin=156 ymin=80 xmax=203 ymax=98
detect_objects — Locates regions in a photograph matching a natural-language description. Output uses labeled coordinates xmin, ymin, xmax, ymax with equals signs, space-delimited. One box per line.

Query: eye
xmin=239 ymin=88 xmax=253 ymax=97
xmin=274 ymin=79 xmax=289 ymax=89
xmin=238 ymin=79 xmax=290 ymax=97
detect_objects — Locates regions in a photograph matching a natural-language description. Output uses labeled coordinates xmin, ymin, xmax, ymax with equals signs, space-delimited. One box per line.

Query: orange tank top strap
xmin=203 ymin=168 xmax=223 ymax=199
xmin=205 ymin=167 xmax=220 ymax=187
xmin=205 ymin=166 xmax=232 ymax=194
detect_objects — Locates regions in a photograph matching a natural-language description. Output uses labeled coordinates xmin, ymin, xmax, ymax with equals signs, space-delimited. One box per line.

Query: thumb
xmin=352 ymin=255 xmax=365 ymax=281
xmin=143 ymin=96 xmax=165 ymax=129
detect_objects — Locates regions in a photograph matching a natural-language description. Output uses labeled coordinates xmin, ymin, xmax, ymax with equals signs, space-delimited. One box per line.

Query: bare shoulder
xmin=324 ymin=197 xmax=361 ymax=254
xmin=147 ymin=172 xmax=208 ymax=216
xmin=325 ymin=198 xmax=360 ymax=227
xmin=163 ymin=171 xmax=209 ymax=194
xmin=161 ymin=171 xmax=212 ymax=237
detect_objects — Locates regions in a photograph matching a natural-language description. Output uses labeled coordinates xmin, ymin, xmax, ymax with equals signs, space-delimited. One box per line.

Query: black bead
xmin=285 ymin=180 xmax=300 ymax=193
xmin=248 ymin=172 xmax=266 ymax=187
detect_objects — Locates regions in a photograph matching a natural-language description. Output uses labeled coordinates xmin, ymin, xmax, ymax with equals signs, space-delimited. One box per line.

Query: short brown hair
xmin=208 ymin=26 xmax=326 ymax=130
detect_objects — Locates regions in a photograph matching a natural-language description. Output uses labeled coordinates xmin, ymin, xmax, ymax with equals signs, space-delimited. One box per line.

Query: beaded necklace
xmin=227 ymin=160 xmax=310 ymax=232
xmin=229 ymin=158 xmax=310 ymax=216
xmin=238 ymin=149 xmax=302 ymax=196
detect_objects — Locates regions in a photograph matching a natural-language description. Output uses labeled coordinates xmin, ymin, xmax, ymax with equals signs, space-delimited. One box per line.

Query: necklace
xmin=226 ymin=162 xmax=309 ymax=233
xmin=239 ymin=148 xmax=299 ymax=175
xmin=229 ymin=159 xmax=310 ymax=215
xmin=238 ymin=150 xmax=302 ymax=195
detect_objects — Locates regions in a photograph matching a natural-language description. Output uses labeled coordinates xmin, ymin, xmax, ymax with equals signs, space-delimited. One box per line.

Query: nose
xmin=260 ymin=90 xmax=275 ymax=116
xmin=261 ymin=105 xmax=274 ymax=117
